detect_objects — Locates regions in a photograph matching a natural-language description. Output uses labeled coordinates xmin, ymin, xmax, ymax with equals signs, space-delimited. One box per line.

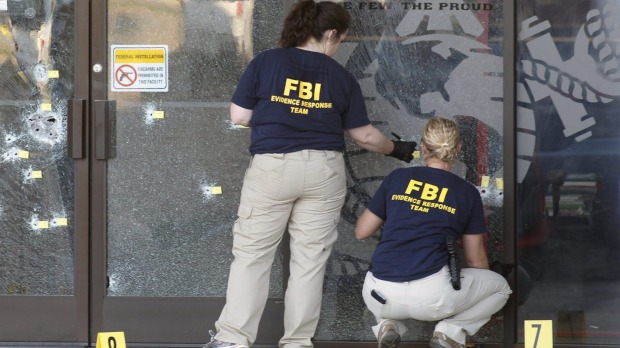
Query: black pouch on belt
xmin=446 ymin=235 xmax=461 ymax=290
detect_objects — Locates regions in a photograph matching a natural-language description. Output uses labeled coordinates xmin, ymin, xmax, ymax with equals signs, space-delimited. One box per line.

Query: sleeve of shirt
xmin=231 ymin=57 xmax=259 ymax=110
xmin=367 ymin=174 xmax=390 ymax=220
xmin=463 ymin=188 xmax=488 ymax=235
xmin=342 ymin=79 xmax=371 ymax=130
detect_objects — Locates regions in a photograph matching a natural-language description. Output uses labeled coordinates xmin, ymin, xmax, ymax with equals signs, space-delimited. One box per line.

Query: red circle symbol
xmin=115 ymin=64 xmax=138 ymax=87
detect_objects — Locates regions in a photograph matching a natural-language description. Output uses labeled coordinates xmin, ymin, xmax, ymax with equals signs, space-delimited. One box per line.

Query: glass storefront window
xmin=105 ymin=0 xmax=508 ymax=344
xmin=517 ymin=0 xmax=620 ymax=345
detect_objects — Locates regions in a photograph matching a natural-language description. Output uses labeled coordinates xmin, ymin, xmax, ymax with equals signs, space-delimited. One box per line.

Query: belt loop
xmin=302 ymin=149 xmax=309 ymax=160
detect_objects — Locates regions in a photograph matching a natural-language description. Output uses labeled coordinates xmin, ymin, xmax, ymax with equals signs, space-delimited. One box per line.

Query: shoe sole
xmin=429 ymin=339 xmax=446 ymax=348
xmin=379 ymin=329 xmax=401 ymax=348
xmin=429 ymin=336 xmax=460 ymax=348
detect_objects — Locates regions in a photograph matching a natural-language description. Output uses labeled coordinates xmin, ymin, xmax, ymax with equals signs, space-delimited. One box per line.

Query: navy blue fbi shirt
xmin=367 ymin=167 xmax=487 ymax=282
xmin=231 ymin=48 xmax=371 ymax=155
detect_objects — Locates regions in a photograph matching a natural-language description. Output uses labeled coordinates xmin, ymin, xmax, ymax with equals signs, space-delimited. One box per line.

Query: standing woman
xmin=355 ymin=117 xmax=511 ymax=348
xmin=205 ymin=1 xmax=417 ymax=348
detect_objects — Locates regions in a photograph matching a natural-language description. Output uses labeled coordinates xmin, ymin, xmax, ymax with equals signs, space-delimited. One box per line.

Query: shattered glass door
xmin=0 ymin=0 xmax=75 ymax=296
xmin=105 ymin=0 xmax=285 ymax=297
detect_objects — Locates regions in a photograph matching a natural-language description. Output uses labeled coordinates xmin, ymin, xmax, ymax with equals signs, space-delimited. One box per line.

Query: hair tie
xmin=441 ymin=143 xmax=449 ymax=147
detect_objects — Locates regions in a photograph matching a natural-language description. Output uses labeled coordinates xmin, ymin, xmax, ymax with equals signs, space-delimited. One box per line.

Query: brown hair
xmin=421 ymin=117 xmax=461 ymax=164
xmin=279 ymin=0 xmax=350 ymax=48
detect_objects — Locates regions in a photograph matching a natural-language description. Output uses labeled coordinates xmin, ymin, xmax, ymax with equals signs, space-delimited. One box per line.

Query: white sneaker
xmin=377 ymin=320 xmax=400 ymax=348
xmin=203 ymin=330 xmax=248 ymax=348
xmin=429 ymin=331 xmax=465 ymax=348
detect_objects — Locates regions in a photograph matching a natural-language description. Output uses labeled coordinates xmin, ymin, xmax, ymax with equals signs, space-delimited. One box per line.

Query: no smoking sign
xmin=111 ymin=45 xmax=168 ymax=92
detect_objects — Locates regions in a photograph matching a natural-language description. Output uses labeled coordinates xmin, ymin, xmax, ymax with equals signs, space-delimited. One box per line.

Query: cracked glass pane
xmin=0 ymin=0 xmax=75 ymax=296
xmin=317 ymin=0 xmax=505 ymax=343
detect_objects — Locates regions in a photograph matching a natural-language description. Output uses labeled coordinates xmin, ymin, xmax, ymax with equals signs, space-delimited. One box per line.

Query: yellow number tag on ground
xmin=524 ymin=320 xmax=553 ymax=348
xmin=96 ymin=332 xmax=126 ymax=348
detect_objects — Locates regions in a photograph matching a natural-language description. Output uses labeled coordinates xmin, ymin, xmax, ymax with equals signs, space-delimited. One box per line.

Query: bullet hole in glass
xmin=27 ymin=112 xmax=62 ymax=144
xmin=24 ymin=7 xmax=36 ymax=19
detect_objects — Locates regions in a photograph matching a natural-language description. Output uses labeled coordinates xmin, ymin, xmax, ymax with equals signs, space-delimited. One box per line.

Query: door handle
xmin=94 ymin=100 xmax=115 ymax=160
xmin=67 ymin=99 xmax=85 ymax=159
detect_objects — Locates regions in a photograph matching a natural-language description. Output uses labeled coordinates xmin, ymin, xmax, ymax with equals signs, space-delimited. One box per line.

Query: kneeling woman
xmin=355 ymin=117 xmax=512 ymax=348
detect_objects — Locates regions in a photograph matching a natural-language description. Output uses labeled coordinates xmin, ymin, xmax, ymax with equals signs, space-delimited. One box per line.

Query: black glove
xmin=386 ymin=140 xmax=417 ymax=163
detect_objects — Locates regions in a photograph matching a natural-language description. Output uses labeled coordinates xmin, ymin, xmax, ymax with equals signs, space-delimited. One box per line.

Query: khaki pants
xmin=215 ymin=150 xmax=346 ymax=348
xmin=363 ymin=266 xmax=512 ymax=345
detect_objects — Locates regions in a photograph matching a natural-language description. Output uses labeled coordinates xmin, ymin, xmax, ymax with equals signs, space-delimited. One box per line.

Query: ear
xmin=325 ymin=29 xmax=337 ymax=39
xmin=420 ymin=142 xmax=429 ymax=162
